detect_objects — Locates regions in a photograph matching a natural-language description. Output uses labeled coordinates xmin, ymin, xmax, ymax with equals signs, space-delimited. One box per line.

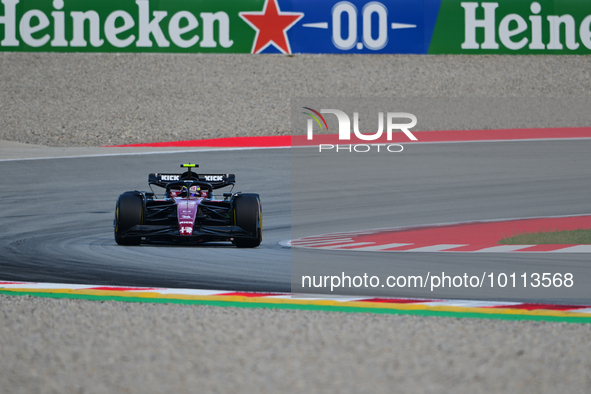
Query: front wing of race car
xmin=118 ymin=224 xmax=254 ymax=244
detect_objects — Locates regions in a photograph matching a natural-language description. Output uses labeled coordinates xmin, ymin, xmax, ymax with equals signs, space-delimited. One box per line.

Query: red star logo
xmin=239 ymin=0 xmax=303 ymax=54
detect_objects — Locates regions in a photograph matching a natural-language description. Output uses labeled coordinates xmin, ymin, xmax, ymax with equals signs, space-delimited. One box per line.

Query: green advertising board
xmin=0 ymin=0 xmax=263 ymax=52
xmin=430 ymin=0 xmax=591 ymax=54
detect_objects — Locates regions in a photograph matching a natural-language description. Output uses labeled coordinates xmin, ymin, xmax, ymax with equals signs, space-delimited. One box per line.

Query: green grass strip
xmin=2 ymin=290 xmax=591 ymax=324
xmin=499 ymin=228 xmax=591 ymax=245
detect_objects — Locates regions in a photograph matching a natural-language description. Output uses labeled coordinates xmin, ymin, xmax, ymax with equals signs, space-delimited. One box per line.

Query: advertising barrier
xmin=0 ymin=0 xmax=590 ymax=54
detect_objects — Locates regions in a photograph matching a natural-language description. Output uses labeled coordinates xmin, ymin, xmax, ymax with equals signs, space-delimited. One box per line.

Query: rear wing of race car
xmin=149 ymin=172 xmax=236 ymax=189
xmin=149 ymin=163 xmax=236 ymax=189
xmin=148 ymin=164 xmax=236 ymax=189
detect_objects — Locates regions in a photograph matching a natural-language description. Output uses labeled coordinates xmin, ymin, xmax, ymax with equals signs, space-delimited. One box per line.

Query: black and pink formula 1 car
xmin=114 ymin=164 xmax=262 ymax=248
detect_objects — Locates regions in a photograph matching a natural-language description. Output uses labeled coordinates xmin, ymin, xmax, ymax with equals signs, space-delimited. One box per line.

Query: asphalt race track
xmin=290 ymin=139 xmax=591 ymax=303
xmin=1 ymin=139 xmax=589 ymax=303
xmin=0 ymin=150 xmax=292 ymax=291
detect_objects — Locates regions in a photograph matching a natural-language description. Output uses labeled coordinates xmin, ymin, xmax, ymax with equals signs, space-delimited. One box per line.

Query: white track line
xmin=423 ymin=300 xmax=521 ymax=307
xmin=286 ymin=239 xmax=591 ymax=253
xmin=475 ymin=245 xmax=536 ymax=252
xmin=290 ymin=213 xmax=591 ymax=242
xmin=405 ymin=244 xmax=468 ymax=252
xmin=150 ymin=289 xmax=231 ymax=296
xmin=5 ymin=136 xmax=590 ymax=162
xmin=0 ymin=146 xmax=291 ymax=162
xmin=549 ymin=245 xmax=591 ymax=253
xmin=351 ymin=243 xmax=414 ymax=251
xmin=290 ymin=238 xmax=354 ymax=246
xmin=2 ymin=281 xmax=590 ymax=313
xmin=315 ymin=242 xmax=376 ymax=249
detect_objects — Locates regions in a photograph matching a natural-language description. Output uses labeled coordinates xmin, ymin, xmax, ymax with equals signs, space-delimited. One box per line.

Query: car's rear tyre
xmin=115 ymin=192 xmax=144 ymax=246
xmin=233 ymin=194 xmax=262 ymax=248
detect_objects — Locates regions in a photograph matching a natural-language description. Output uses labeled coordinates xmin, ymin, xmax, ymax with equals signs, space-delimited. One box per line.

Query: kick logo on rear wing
xmin=148 ymin=173 xmax=236 ymax=189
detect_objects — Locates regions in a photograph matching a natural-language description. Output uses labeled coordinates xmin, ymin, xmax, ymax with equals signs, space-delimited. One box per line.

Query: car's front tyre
xmin=233 ymin=194 xmax=262 ymax=248
xmin=114 ymin=192 xmax=144 ymax=246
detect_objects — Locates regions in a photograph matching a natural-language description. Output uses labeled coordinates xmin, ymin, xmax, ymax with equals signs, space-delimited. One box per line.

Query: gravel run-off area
xmin=2 ymin=295 xmax=591 ymax=394
xmin=1 ymin=53 xmax=591 ymax=393
xmin=0 ymin=53 xmax=590 ymax=146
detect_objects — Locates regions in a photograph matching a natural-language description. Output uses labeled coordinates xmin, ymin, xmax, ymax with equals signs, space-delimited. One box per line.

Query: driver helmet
xmin=189 ymin=185 xmax=201 ymax=198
